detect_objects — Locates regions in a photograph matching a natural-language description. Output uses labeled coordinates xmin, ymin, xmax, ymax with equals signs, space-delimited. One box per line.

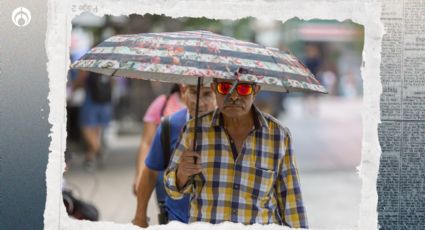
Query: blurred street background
xmin=64 ymin=13 xmax=364 ymax=229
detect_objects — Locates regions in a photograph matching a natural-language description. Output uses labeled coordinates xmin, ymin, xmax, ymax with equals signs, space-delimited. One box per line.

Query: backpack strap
xmin=159 ymin=94 xmax=170 ymax=117
xmin=160 ymin=84 xmax=180 ymax=117
xmin=160 ymin=115 xmax=172 ymax=169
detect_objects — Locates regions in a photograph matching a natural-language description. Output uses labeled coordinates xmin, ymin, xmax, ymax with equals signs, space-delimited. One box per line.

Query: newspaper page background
xmin=377 ymin=0 xmax=425 ymax=229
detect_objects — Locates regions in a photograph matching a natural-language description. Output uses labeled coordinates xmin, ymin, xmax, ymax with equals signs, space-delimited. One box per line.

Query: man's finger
xmin=182 ymin=151 xmax=200 ymax=158
xmin=188 ymin=169 xmax=202 ymax=175
xmin=183 ymin=168 xmax=202 ymax=176
xmin=181 ymin=154 xmax=200 ymax=162
xmin=180 ymin=163 xmax=201 ymax=170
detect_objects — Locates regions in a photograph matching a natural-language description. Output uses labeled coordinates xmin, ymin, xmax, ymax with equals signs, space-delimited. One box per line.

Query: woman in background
xmin=133 ymin=84 xmax=185 ymax=194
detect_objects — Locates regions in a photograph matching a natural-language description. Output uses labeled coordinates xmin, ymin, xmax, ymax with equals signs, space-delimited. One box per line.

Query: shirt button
xmin=233 ymin=184 xmax=239 ymax=189
xmin=232 ymin=210 xmax=237 ymax=214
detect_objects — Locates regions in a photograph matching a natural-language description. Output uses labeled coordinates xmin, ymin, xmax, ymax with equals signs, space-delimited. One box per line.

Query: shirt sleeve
xmin=275 ymin=128 xmax=308 ymax=228
xmin=163 ymin=123 xmax=195 ymax=200
xmin=144 ymin=124 xmax=166 ymax=171
xmin=143 ymin=95 xmax=167 ymax=125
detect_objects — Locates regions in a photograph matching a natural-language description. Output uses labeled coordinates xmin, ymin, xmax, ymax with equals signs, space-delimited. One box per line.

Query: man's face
xmin=211 ymin=79 xmax=260 ymax=118
xmin=181 ymin=85 xmax=216 ymax=117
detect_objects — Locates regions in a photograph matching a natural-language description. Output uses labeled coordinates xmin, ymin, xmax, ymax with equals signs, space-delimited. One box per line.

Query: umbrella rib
xmin=223 ymin=79 xmax=239 ymax=103
xmin=111 ymin=69 xmax=118 ymax=77
xmin=261 ymin=45 xmax=290 ymax=93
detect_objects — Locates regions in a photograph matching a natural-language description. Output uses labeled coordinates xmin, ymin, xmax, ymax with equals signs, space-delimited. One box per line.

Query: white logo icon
xmin=12 ymin=7 xmax=31 ymax=27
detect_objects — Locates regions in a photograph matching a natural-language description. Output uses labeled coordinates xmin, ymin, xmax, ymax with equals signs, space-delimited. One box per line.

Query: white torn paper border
xmin=44 ymin=0 xmax=384 ymax=229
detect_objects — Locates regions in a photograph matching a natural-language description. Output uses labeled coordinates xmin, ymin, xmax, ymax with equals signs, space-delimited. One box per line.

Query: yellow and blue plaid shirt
xmin=164 ymin=106 xmax=307 ymax=227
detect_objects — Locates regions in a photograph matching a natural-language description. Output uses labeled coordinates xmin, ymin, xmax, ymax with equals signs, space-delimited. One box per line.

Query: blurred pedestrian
xmin=321 ymin=69 xmax=337 ymax=95
xmin=133 ymin=84 xmax=185 ymax=194
xmin=133 ymin=85 xmax=216 ymax=227
xmin=73 ymin=70 xmax=113 ymax=170
xmin=254 ymin=91 xmax=283 ymax=117
xmin=302 ymin=44 xmax=323 ymax=114
xmin=164 ymin=79 xmax=308 ymax=227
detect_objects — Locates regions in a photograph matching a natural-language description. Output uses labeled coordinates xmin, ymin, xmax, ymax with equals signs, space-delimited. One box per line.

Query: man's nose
xmin=229 ymin=89 xmax=239 ymax=100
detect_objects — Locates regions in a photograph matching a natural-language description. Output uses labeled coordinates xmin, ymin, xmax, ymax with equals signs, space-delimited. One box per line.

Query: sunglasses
xmin=215 ymin=82 xmax=255 ymax=96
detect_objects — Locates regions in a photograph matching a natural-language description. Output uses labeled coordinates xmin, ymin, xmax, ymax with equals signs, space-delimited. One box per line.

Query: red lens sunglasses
xmin=216 ymin=82 xmax=255 ymax=96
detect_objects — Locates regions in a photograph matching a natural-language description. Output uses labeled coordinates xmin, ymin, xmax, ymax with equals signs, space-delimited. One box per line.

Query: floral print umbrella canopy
xmin=71 ymin=30 xmax=327 ymax=93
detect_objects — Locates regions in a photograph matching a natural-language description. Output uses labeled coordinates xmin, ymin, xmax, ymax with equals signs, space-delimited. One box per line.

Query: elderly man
xmin=164 ymin=79 xmax=308 ymax=228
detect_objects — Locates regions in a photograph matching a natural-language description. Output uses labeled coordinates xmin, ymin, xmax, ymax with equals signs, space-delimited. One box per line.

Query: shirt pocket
xmin=250 ymin=167 xmax=275 ymax=199
xmin=239 ymin=150 xmax=276 ymax=199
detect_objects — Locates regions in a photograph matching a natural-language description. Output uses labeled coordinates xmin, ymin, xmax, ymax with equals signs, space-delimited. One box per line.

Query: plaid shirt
xmin=164 ymin=106 xmax=307 ymax=227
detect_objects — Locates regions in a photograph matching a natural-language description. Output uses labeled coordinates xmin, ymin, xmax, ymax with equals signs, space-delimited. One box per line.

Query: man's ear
xmin=210 ymin=83 xmax=215 ymax=93
xmin=253 ymin=85 xmax=261 ymax=95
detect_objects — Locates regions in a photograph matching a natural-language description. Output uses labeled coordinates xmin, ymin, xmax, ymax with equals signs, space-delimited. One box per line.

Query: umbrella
xmin=71 ymin=30 xmax=327 ymax=152
xmin=71 ymin=30 xmax=327 ymax=93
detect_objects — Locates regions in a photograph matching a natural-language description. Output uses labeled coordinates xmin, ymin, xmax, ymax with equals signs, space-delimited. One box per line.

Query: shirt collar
xmin=210 ymin=104 xmax=269 ymax=129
